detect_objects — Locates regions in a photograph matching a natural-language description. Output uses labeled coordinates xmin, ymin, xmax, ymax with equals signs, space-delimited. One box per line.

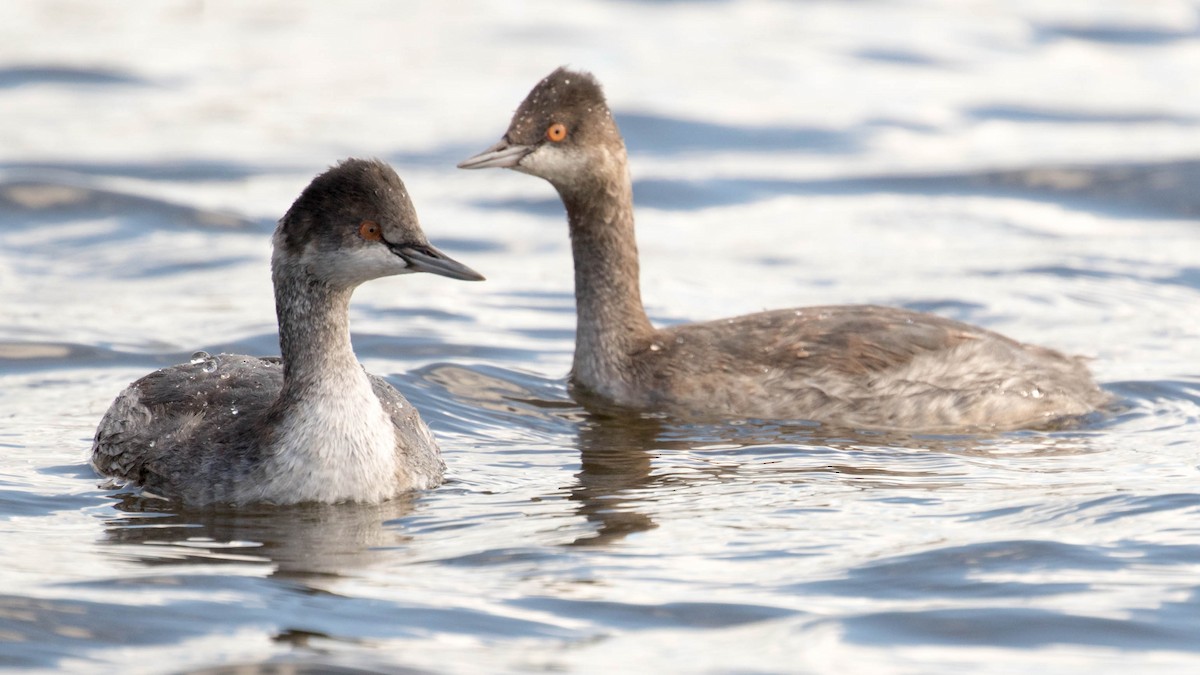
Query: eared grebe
xmin=92 ymin=158 xmax=484 ymax=506
xmin=458 ymin=67 xmax=1108 ymax=430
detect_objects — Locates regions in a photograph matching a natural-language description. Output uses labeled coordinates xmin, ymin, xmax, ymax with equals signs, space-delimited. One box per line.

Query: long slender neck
xmin=272 ymin=263 xmax=363 ymax=399
xmin=254 ymin=252 xmax=403 ymax=504
xmin=558 ymin=149 xmax=655 ymax=387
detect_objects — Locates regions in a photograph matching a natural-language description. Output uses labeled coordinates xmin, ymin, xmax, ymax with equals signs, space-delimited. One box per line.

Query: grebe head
xmin=276 ymin=158 xmax=484 ymax=289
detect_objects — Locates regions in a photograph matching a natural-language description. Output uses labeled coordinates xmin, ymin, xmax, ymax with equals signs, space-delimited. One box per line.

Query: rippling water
xmin=3 ymin=1 xmax=1200 ymax=673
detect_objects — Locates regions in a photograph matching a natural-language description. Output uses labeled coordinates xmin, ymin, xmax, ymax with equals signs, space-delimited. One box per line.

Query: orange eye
xmin=546 ymin=123 xmax=567 ymax=142
xmin=358 ymin=220 xmax=382 ymax=241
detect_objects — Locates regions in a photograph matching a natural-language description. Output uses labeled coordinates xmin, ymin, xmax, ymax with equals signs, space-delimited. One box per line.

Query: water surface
xmin=2 ymin=1 xmax=1200 ymax=673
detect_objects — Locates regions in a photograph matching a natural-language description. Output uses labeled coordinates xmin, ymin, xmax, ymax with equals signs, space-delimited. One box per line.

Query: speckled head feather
xmin=277 ymin=158 xmax=427 ymax=256
xmin=505 ymin=67 xmax=618 ymax=149
xmin=272 ymin=158 xmax=482 ymax=290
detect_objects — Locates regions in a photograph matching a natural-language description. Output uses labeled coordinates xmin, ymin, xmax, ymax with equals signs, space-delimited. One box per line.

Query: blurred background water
xmin=2 ymin=1 xmax=1200 ymax=673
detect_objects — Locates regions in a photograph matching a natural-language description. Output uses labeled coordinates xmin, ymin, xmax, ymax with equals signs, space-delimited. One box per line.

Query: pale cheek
xmin=306 ymin=246 xmax=410 ymax=288
xmin=519 ymin=146 xmax=585 ymax=185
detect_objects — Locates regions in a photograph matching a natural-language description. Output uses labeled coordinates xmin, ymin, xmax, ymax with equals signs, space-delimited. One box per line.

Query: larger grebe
xmin=92 ymin=158 xmax=484 ymax=506
xmin=458 ymin=68 xmax=1108 ymax=430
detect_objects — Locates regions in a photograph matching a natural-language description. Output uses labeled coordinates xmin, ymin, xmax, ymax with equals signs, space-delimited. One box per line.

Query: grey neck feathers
xmin=559 ymin=152 xmax=655 ymax=380
xmin=272 ymin=261 xmax=363 ymax=399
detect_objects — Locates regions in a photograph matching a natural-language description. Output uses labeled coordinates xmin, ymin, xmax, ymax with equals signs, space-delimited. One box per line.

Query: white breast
xmin=246 ymin=369 xmax=400 ymax=504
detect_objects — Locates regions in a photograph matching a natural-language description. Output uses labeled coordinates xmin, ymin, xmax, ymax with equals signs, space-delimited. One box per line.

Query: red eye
xmin=546 ymin=123 xmax=567 ymax=142
xmin=359 ymin=220 xmax=382 ymax=241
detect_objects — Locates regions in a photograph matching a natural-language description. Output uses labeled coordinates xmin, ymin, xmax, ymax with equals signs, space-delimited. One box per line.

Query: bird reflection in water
xmin=100 ymin=493 xmax=418 ymax=585
xmin=417 ymin=364 xmax=1105 ymax=546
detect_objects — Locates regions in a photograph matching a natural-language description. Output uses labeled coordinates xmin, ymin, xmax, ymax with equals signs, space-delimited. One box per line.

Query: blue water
xmin=2 ymin=1 xmax=1200 ymax=673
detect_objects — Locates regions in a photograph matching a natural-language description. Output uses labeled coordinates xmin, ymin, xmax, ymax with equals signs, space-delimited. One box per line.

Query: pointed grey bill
xmin=457 ymin=140 xmax=534 ymax=170
xmin=394 ymin=243 xmax=485 ymax=281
